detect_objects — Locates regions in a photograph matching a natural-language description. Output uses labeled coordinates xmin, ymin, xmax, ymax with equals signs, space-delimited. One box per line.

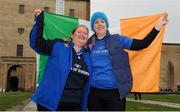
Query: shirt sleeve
xmin=29 ymin=12 xmax=57 ymax=55
xmin=130 ymin=28 xmax=159 ymax=50
xmin=119 ymin=35 xmax=133 ymax=49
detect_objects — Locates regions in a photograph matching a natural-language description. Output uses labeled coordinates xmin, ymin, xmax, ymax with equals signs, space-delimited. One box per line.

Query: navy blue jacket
xmin=105 ymin=33 xmax=132 ymax=98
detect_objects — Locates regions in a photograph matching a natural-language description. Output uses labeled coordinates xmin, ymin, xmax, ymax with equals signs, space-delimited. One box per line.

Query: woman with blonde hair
xmin=30 ymin=9 xmax=92 ymax=111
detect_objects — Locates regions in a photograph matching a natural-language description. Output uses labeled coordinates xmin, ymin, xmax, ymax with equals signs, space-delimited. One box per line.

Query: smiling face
xmin=72 ymin=26 xmax=89 ymax=48
xmin=94 ymin=18 xmax=107 ymax=38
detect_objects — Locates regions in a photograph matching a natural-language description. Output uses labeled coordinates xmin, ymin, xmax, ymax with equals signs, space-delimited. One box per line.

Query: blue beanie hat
xmin=90 ymin=12 xmax=109 ymax=31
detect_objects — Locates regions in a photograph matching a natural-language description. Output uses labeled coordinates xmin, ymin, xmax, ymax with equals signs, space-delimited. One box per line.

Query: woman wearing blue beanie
xmin=87 ymin=11 xmax=168 ymax=111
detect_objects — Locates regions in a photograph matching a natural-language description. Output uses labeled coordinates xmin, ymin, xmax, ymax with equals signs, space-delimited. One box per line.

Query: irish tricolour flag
xmin=36 ymin=12 xmax=166 ymax=92
xmin=36 ymin=12 xmax=92 ymax=86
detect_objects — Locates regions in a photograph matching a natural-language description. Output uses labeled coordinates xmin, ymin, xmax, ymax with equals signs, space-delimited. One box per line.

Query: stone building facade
xmin=0 ymin=0 xmax=179 ymax=93
xmin=0 ymin=0 xmax=90 ymax=92
xmin=160 ymin=44 xmax=180 ymax=92
xmin=0 ymin=0 xmax=56 ymax=92
xmin=64 ymin=0 xmax=90 ymax=20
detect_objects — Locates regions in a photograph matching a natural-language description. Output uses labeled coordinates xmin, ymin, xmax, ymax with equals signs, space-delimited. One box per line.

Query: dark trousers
xmin=134 ymin=92 xmax=142 ymax=100
xmin=37 ymin=102 xmax=81 ymax=111
xmin=88 ymin=87 xmax=126 ymax=111
xmin=37 ymin=104 xmax=50 ymax=111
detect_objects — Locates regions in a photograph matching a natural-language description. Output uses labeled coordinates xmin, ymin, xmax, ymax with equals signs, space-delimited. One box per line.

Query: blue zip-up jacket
xmin=29 ymin=13 xmax=92 ymax=111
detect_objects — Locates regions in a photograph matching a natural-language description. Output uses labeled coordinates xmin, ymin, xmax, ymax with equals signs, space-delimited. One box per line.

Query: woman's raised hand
xmin=155 ymin=13 xmax=168 ymax=31
xmin=35 ymin=9 xmax=42 ymax=17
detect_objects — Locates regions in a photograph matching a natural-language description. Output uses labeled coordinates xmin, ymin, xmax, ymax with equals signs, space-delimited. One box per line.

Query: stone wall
xmin=160 ymin=44 xmax=180 ymax=92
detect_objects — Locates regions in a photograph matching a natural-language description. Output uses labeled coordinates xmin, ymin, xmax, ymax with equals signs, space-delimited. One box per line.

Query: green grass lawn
xmin=126 ymin=101 xmax=180 ymax=111
xmin=128 ymin=93 xmax=180 ymax=103
xmin=0 ymin=92 xmax=180 ymax=111
xmin=0 ymin=92 xmax=32 ymax=111
xmin=127 ymin=93 xmax=180 ymax=111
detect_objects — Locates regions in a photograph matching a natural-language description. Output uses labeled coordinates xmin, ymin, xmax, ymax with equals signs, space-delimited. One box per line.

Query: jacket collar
xmin=70 ymin=41 xmax=85 ymax=54
xmin=94 ymin=30 xmax=110 ymax=41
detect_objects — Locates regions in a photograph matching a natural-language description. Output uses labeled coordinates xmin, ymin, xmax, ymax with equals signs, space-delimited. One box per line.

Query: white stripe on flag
xmin=79 ymin=19 xmax=94 ymax=37
xmin=36 ymin=53 xmax=40 ymax=87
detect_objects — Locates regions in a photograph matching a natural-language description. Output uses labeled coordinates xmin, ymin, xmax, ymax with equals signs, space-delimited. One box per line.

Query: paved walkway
xmin=7 ymin=99 xmax=32 ymax=111
xmin=21 ymin=98 xmax=180 ymax=111
xmin=22 ymin=100 xmax=36 ymax=111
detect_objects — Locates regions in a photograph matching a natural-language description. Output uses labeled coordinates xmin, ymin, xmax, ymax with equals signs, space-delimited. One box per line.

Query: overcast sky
xmin=91 ymin=0 xmax=180 ymax=44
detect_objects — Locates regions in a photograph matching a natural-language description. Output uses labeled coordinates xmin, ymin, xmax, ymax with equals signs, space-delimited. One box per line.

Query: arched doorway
xmin=7 ymin=65 xmax=24 ymax=91
xmin=9 ymin=76 xmax=19 ymax=91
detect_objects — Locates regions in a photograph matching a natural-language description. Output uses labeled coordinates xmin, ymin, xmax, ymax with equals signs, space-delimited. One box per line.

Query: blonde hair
xmin=71 ymin=25 xmax=90 ymax=51
xmin=71 ymin=24 xmax=89 ymax=35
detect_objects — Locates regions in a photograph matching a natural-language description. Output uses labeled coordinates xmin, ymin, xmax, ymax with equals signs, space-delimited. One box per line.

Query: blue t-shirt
xmin=91 ymin=35 xmax=133 ymax=89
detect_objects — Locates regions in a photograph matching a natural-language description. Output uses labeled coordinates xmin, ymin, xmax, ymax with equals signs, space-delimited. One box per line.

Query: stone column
xmin=31 ymin=64 xmax=36 ymax=91
xmin=3 ymin=64 xmax=7 ymax=92
xmin=22 ymin=65 xmax=25 ymax=91
xmin=0 ymin=63 xmax=3 ymax=92
xmin=16 ymin=67 xmax=20 ymax=90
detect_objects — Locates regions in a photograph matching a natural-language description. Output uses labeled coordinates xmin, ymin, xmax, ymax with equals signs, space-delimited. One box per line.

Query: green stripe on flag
xmin=37 ymin=12 xmax=80 ymax=86
xmin=37 ymin=55 xmax=48 ymax=85
xmin=43 ymin=12 xmax=79 ymax=40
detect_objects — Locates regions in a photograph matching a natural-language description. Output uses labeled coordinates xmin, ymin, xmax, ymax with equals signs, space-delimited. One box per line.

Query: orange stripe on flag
xmin=120 ymin=13 xmax=166 ymax=92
